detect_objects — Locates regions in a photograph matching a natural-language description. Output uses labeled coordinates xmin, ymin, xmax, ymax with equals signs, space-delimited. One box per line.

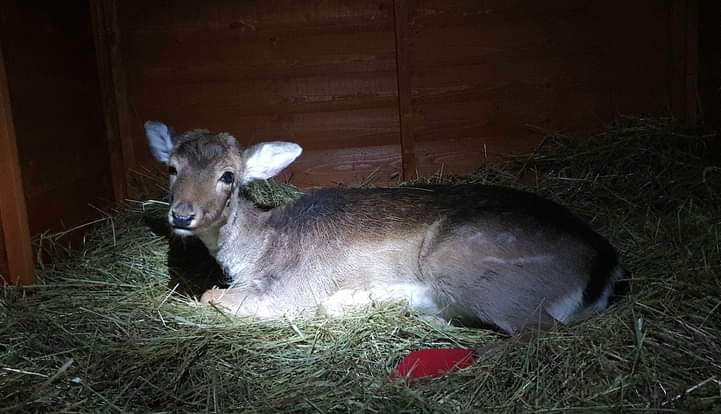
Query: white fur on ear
xmin=144 ymin=121 xmax=174 ymax=164
xmin=243 ymin=142 xmax=303 ymax=182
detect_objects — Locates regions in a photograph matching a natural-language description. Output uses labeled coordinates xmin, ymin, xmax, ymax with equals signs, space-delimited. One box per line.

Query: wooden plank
xmin=128 ymin=73 xmax=398 ymax=118
xmin=133 ymin=107 xmax=401 ymax=179
xmin=120 ymin=0 xmax=682 ymax=186
xmin=405 ymin=0 xmax=675 ymax=176
xmin=118 ymin=0 xmax=403 ymax=187
xmin=21 ymin=151 xmax=111 ymax=199
xmin=413 ymin=134 xmax=543 ymax=177
xmin=288 ymin=144 xmax=402 ymax=187
xmin=90 ymin=0 xmax=133 ymax=200
xmin=90 ymin=0 xmax=132 ymax=201
xmin=408 ymin=1 xmax=668 ymax=66
xmin=118 ymin=0 xmax=394 ymax=35
xmin=0 ymin=43 xmax=34 ymax=285
xmin=0 ymin=212 xmax=9 ymax=280
xmin=1 ymin=1 xmax=116 ymax=238
xmin=122 ymin=30 xmax=396 ymax=79
xmin=24 ymin=176 xmax=114 ymax=237
xmin=393 ymin=0 xmax=416 ymax=180
xmin=409 ymin=64 xmax=668 ymax=142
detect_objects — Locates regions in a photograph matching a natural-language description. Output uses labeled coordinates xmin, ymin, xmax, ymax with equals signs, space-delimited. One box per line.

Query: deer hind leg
xmin=418 ymin=224 xmax=586 ymax=335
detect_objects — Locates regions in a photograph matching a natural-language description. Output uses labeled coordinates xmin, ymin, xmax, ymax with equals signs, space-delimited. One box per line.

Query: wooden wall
xmin=405 ymin=0 xmax=672 ymax=176
xmin=0 ymin=0 xmax=707 ymax=285
xmin=118 ymin=0 xmax=402 ymax=186
xmin=0 ymin=216 xmax=8 ymax=280
xmin=115 ymin=0 xmax=692 ymax=186
xmin=0 ymin=1 xmax=114 ymax=236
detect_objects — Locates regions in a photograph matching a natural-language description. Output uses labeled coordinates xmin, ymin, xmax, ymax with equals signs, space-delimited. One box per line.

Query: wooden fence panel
xmin=118 ymin=1 xmax=683 ymax=184
xmin=0 ymin=1 xmax=114 ymax=238
xmin=406 ymin=0 xmax=672 ymax=176
xmin=119 ymin=0 xmax=402 ymax=186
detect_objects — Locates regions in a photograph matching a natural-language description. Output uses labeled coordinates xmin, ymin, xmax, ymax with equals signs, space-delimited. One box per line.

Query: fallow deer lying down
xmin=145 ymin=121 xmax=627 ymax=335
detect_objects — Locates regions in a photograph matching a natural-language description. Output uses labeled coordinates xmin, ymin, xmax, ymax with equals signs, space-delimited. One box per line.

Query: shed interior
xmin=0 ymin=0 xmax=718 ymax=285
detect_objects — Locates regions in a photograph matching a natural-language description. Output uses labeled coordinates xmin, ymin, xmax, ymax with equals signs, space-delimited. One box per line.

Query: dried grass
xmin=2 ymin=117 xmax=720 ymax=413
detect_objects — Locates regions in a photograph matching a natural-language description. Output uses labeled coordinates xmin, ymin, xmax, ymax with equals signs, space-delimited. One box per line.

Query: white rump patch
xmin=584 ymin=265 xmax=624 ymax=315
xmin=547 ymin=288 xmax=584 ymax=324
xmin=548 ymin=264 xmax=625 ymax=324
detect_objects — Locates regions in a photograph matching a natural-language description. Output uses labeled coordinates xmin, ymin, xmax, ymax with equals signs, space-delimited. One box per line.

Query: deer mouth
xmin=172 ymin=226 xmax=195 ymax=237
xmin=168 ymin=215 xmax=198 ymax=235
xmin=168 ymin=209 xmax=199 ymax=234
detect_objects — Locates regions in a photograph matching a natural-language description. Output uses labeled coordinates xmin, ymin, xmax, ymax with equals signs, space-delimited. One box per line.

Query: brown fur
xmin=145 ymin=122 xmax=626 ymax=334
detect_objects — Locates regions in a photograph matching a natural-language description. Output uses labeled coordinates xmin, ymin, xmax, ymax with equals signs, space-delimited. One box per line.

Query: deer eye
xmin=168 ymin=166 xmax=178 ymax=176
xmin=220 ymin=171 xmax=234 ymax=185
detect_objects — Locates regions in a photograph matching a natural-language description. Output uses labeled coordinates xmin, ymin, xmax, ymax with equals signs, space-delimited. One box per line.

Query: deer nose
xmin=171 ymin=211 xmax=195 ymax=228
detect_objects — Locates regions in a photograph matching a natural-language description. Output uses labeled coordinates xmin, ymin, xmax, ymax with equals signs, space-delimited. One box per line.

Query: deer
xmin=145 ymin=121 xmax=627 ymax=336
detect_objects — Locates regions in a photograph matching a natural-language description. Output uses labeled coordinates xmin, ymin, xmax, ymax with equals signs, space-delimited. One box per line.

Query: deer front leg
xmin=199 ymin=287 xmax=284 ymax=318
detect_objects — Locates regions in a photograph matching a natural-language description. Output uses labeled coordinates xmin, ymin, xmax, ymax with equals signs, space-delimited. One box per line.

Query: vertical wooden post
xmin=90 ymin=0 xmax=134 ymax=202
xmin=0 ymin=43 xmax=34 ymax=285
xmin=393 ymin=0 xmax=416 ymax=180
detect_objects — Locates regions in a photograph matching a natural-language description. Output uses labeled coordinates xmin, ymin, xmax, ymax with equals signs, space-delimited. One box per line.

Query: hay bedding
xmin=2 ymin=117 xmax=720 ymax=413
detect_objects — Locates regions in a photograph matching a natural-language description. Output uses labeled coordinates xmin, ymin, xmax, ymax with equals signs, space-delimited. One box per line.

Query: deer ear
xmin=144 ymin=121 xmax=174 ymax=164
xmin=242 ymin=142 xmax=302 ymax=182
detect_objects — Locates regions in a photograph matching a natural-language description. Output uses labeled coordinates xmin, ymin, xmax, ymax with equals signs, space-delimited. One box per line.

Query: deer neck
xmin=214 ymin=196 xmax=272 ymax=283
xmin=194 ymin=190 xmax=265 ymax=257
xmin=194 ymin=225 xmax=222 ymax=257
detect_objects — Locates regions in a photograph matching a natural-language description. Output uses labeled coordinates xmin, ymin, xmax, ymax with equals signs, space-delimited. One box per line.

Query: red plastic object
xmin=391 ymin=348 xmax=477 ymax=380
